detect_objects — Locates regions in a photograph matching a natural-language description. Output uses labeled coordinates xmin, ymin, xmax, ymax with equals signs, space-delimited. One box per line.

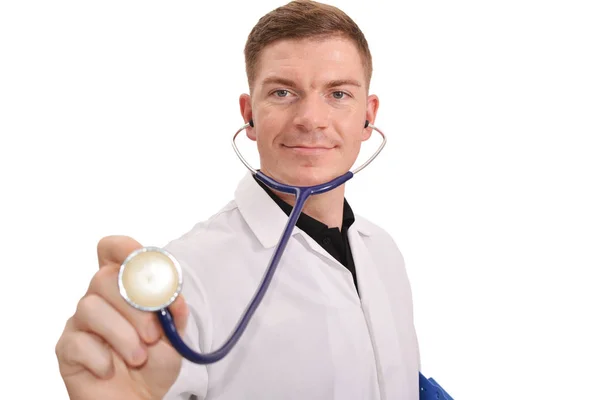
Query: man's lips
xmin=282 ymin=145 xmax=334 ymax=155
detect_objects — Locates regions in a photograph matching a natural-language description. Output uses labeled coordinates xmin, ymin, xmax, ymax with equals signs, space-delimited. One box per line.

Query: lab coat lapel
xmin=235 ymin=172 xmax=303 ymax=249
xmin=348 ymin=228 xmax=404 ymax=400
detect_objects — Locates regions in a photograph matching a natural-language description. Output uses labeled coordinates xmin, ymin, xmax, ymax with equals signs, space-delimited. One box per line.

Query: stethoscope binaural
xmin=117 ymin=119 xmax=386 ymax=364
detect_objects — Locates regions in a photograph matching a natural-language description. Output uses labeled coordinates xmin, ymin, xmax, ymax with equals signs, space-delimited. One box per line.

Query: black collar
xmin=253 ymin=175 xmax=355 ymax=235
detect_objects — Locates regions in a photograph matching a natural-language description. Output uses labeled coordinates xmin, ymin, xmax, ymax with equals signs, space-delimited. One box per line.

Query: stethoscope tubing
xmin=118 ymin=121 xmax=455 ymax=399
xmin=158 ymin=170 xmax=353 ymax=364
xmin=127 ymin=121 xmax=385 ymax=364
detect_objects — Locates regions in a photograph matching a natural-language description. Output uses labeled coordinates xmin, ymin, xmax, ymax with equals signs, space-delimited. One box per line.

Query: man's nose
xmin=292 ymin=92 xmax=330 ymax=132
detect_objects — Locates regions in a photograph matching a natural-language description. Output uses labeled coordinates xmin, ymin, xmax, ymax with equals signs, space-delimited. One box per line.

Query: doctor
xmin=55 ymin=1 xmax=420 ymax=399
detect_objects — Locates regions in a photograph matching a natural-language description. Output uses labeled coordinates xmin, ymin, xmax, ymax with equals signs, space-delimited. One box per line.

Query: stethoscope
xmin=116 ymin=120 xmax=455 ymax=400
xmin=117 ymin=119 xmax=386 ymax=364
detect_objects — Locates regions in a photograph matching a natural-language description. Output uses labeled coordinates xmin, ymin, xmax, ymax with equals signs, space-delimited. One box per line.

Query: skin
xmin=240 ymin=36 xmax=379 ymax=229
xmin=55 ymin=36 xmax=379 ymax=400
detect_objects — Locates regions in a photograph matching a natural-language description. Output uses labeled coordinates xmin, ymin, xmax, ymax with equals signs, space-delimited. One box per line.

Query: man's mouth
xmin=282 ymin=145 xmax=334 ymax=155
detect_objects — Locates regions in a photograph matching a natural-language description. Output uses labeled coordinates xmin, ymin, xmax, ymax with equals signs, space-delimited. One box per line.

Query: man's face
xmin=239 ymin=36 xmax=379 ymax=187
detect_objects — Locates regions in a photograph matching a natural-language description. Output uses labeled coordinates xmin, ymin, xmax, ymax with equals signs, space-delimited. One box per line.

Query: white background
xmin=1 ymin=1 xmax=599 ymax=399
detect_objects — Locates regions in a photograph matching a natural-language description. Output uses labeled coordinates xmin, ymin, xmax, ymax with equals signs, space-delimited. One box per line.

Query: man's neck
xmin=277 ymin=185 xmax=346 ymax=230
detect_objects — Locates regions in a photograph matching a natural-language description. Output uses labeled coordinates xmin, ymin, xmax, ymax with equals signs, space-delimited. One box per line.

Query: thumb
xmin=97 ymin=235 xmax=144 ymax=267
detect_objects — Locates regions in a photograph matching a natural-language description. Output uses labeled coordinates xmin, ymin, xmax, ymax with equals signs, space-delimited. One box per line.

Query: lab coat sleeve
xmin=161 ymin=239 xmax=213 ymax=400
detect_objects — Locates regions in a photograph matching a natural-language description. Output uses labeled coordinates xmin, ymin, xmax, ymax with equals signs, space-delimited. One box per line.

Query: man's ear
xmin=239 ymin=94 xmax=256 ymax=141
xmin=363 ymin=94 xmax=380 ymax=141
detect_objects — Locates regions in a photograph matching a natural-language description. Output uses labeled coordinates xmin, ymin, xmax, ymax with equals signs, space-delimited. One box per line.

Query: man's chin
xmin=279 ymin=168 xmax=345 ymax=187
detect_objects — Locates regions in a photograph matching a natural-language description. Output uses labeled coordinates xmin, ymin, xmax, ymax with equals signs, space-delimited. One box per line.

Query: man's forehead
xmin=254 ymin=37 xmax=367 ymax=88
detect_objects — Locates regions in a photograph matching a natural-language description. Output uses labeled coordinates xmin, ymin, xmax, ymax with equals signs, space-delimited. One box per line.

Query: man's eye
xmin=275 ymin=90 xmax=289 ymax=97
xmin=332 ymin=91 xmax=346 ymax=99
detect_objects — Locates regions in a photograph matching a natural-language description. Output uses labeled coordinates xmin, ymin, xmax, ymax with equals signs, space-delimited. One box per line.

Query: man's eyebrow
xmin=325 ymin=79 xmax=362 ymax=88
xmin=260 ymin=77 xmax=362 ymax=89
xmin=261 ymin=77 xmax=298 ymax=88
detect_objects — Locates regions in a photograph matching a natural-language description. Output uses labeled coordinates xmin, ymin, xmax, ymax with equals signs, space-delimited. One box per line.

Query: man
xmin=55 ymin=1 xmax=420 ymax=399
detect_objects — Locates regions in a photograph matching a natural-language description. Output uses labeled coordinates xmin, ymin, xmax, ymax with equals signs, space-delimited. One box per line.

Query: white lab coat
xmin=163 ymin=172 xmax=420 ymax=400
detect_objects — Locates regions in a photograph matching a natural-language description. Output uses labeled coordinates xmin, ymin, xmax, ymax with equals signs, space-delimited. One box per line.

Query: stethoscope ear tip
xmin=118 ymin=246 xmax=183 ymax=312
xmin=251 ymin=119 xmax=367 ymax=128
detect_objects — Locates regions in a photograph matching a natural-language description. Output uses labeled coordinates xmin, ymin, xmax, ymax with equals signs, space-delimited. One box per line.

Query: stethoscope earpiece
xmin=249 ymin=119 xmax=368 ymax=128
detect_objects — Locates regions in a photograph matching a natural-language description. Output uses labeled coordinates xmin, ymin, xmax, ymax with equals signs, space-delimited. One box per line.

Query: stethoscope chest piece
xmin=118 ymin=247 xmax=183 ymax=312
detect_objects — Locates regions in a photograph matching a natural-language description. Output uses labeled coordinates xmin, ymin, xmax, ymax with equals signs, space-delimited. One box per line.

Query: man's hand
xmin=55 ymin=236 xmax=189 ymax=400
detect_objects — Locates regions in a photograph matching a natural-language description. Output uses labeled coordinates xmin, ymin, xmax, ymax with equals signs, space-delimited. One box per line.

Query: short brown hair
xmin=244 ymin=0 xmax=373 ymax=92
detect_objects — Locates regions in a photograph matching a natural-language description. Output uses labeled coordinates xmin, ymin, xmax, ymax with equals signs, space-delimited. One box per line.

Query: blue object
xmin=419 ymin=373 xmax=454 ymax=400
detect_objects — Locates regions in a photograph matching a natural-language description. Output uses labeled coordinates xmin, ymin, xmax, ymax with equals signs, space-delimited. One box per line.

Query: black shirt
xmin=253 ymin=176 xmax=359 ymax=296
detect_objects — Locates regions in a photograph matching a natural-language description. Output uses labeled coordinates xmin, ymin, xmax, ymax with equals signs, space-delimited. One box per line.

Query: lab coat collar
xmin=234 ymin=172 xmax=374 ymax=249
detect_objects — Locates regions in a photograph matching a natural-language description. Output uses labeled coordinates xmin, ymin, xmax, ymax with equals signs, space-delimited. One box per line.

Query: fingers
xmin=57 ymin=328 xmax=114 ymax=379
xmin=97 ymin=235 xmax=143 ymax=268
xmin=95 ymin=235 xmax=189 ymax=337
xmin=88 ymin=265 xmax=164 ymax=345
xmin=88 ymin=261 xmax=189 ymax=345
xmin=73 ymin=293 xmax=149 ymax=368
xmin=91 ymin=235 xmax=189 ymax=352
xmin=58 ymin=263 xmax=189 ymax=381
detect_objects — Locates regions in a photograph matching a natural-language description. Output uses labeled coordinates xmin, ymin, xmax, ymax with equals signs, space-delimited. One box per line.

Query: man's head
xmin=239 ymin=0 xmax=379 ymax=187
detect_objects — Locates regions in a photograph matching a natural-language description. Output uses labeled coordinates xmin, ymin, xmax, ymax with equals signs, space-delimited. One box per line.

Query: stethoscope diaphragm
xmin=118 ymin=246 xmax=183 ymax=312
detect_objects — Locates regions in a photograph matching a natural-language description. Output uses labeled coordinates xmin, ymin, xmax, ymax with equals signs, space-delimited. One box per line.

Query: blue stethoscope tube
xmin=157 ymin=170 xmax=354 ymax=364
xmin=118 ymin=120 xmax=385 ymax=364
xmin=118 ymin=121 xmax=454 ymax=399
